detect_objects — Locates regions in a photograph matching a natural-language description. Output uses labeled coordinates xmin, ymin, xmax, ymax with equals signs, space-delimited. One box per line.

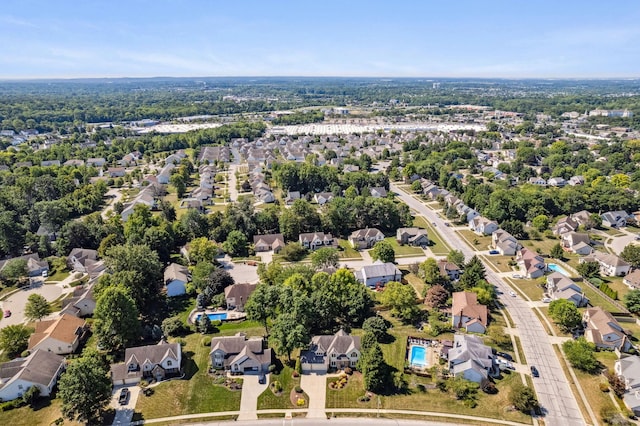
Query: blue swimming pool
xmin=195 ymin=312 xmax=228 ymax=322
xmin=409 ymin=345 xmax=428 ymax=367
xmin=548 ymin=263 xmax=570 ymax=276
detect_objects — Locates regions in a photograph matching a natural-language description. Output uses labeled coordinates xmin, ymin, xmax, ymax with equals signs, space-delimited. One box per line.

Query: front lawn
xmin=256 ymin=364 xmax=300 ymax=410
xmin=383 ymin=237 xmax=424 ymax=257
xmin=412 ymin=216 xmax=450 ymax=255
xmin=0 ymin=397 xmax=82 ymax=426
xmin=457 ymin=230 xmax=492 ymax=250
xmin=135 ymin=322 xmax=264 ymax=420
xmin=337 ymin=240 xmax=362 ymax=259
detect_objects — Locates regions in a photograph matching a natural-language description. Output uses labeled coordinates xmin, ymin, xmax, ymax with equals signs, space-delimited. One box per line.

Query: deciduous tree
xmin=509 ymin=383 xmax=538 ymax=412
xmin=380 ymin=281 xmax=419 ymax=322
xmin=370 ymin=240 xmax=395 ymax=263
xmin=24 ymin=293 xmax=51 ymax=322
xmin=548 ymin=299 xmax=582 ymax=332
xmin=424 ymin=284 xmax=449 ymax=308
xmin=310 ymin=247 xmax=339 ymax=270
xmin=93 ymin=286 xmax=140 ymax=353
xmin=0 ymin=324 xmax=33 ymax=357
xmin=59 ymin=355 xmax=112 ymax=425
xmin=562 ymin=338 xmax=599 ymax=373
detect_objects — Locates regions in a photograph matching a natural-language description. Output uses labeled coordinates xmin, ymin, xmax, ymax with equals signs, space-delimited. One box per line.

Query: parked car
xmin=3 ymin=310 xmax=10 ymax=318
xmin=496 ymin=352 xmax=513 ymax=362
xmin=258 ymin=373 xmax=266 ymax=384
xmin=511 ymin=274 xmax=522 ymax=279
xmin=530 ymin=366 xmax=540 ymax=377
xmin=541 ymin=297 xmax=552 ymax=303
xmin=509 ymin=291 xmax=516 ymax=297
xmin=118 ymin=388 xmax=130 ymax=405
xmin=489 ymin=250 xmax=499 ymax=255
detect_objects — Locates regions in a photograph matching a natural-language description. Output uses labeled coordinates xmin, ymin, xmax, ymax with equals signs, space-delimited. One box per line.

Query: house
xmin=28 ymin=314 xmax=87 ymax=355
xmin=210 ymin=334 xmax=271 ymax=374
xmin=469 ymin=217 xmax=499 ymax=236
xmin=547 ymin=177 xmax=567 ymax=187
xmin=86 ymin=157 xmax=107 ymax=167
xmin=107 ymin=167 xmax=126 ymax=178
xmin=492 ymin=229 xmax=520 ymax=256
xmin=256 ymin=189 xmax=275 ymax=204
xmin=354 ymin=260 xmax=402 ymax=289
xmin=299 ymin=232 xmax=336 ymax=250
xmin=0 ymin=350 xmax=66 ymax=401
xmin=553 ymin=216 xmax=579 ymax=236
xmin=60 ymin=285 xmax=96 ymax=317
xmin=253 ymin=234 xmax=285 ymax=253
xmin=438 ymin=259 xmax=461 ymax=281
xmin=615 ymin=355 xmax=640 ymax=415
xmin=601 ymin=211 xmax=631 ymax=228
xmin=67 ymin=248 xmax=100 ymax=274
xmin=568 ymin=176 xmax=585 ymax=186
xmin=572 ymin=210 xmax=592 ymax=227
xmin=451 ymin=292 xmax=488 ymax=334
xmin=300 ymin=330 xmax=360 ymax=373
xmin=448 ymin=334 xmax=498 ymax=384
xmin=0 ymin=254 xmax=49 ymax=277
xmin=583 ymin=307 xmax=631 ymax=351
xmin=313 ymin=192 xmax=334 ymax=205
xmin=349 ymin=228 xmax=385 ymax=250
xmin=396 ymin=227 xmax=429 ymax=247
xmin=624 ymin=270 xmax=640 ymax=289
xmin=284 ymin=191 xmax=301 ymax=205
xmin=110 ymin=342 xmax=182 ymax=385
xmin=580 ymin=251 xmax=631 ymax=277
xmin=163 ymin=263 xmax=190 ymax=297
xmin=224 ymin=283 xmax=257 ymax=311
xmin=369 ymin=187 xmax=388 ymax=198
xmin=547 ymin=272 xmax=588 ymax=307
xmin=527 ymin=177 xmax=547 ymax=186
xmin=561 ymin=232 xmax=592 ymax=255
xmin=516 ymin=248 xmax=545 ymax=279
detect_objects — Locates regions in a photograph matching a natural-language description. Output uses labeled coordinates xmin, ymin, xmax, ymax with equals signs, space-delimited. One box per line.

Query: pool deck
xmin=188 ymin=308 xmax=247 ymax=324
xmin=405 ymin=337 xmax=442 ymax=372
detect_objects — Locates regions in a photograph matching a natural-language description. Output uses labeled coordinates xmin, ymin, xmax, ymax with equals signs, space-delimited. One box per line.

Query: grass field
xmin=0 ymin=396 xmax=82 ymax=426
xmin=402 ymin=272 xmax=426 ymax=298
xmin=337 ymin=239 xmax=362 ymax=259
xmin=135 ymin=321 xmax=265 ymax=420
xmin=457 ymin=230 xmax=492 ymax=250
xmin=383 ymin=237 xmax=424 ymax=257
xmin=510 ymin=278 xmax=544 ymax=301
xmin=413 ymin=216 xmax=450 ymax=255
xmin=256 ymin=365 xmax=299 ymax=410
xmin=481 ymin=254 xmax=515 ymax=273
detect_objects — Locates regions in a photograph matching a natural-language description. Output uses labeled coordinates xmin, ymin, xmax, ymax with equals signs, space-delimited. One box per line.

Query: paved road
xmin=237 ymin=374 xmax=269 ymax=421
xmin=102 ymin=187 xmax=125 ymax=219
xmin=300 ymin=373 xmax=328 ymax=418
xmin=390 ymin=183 xmax=586 ymax=426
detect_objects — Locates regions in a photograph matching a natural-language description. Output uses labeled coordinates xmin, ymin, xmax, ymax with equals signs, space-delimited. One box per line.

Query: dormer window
xmin=167 ymin=360 xmax=172 ymax=366
xmin=128 ymin=363 xmax=137 ymax=371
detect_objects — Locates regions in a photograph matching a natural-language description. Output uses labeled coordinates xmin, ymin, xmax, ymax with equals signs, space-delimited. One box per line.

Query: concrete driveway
xmin=0 ymin=282 xmax=64 ymax=329
xmin=300 ymin=373 xmax=327 ymax=419
xmin=608 ymin=228 xmax=637 ymax=255
xmin=111 ymin=385 xmax=140 ymax=425
xmin=237 ymin=373 xmax=269 ymax=421
xmin=218 ymin=255 xmax=259 ymax=283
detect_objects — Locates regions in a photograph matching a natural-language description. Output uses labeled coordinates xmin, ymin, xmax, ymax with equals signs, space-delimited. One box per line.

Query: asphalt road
xmin=390 ymin=183 xmax=586 ymax=426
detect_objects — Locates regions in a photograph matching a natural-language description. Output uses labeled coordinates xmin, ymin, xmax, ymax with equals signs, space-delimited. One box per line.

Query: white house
xmin=601 ymin=211 xmax=631 ymax=228
xmin=348 ymin=228 xmax=385 ymax=250
xmin=0 ymin=350 xmax=66 ymax=401
xmin=210 ymin=334 xmax=271 ymax=374
xmin=448 ymin=334 xmax=498 ymax=383
xmin=615 ymin=355 xmax=640 ymax=416
xmin=355 ymin=261 xmax=402 ymax=289
xmin=547 ymin=272 xmax=588 ymax=307
xmin=469 ymin=217 xmax=499 ymax=236
xmin=299 ymin=232 xmax=336 ymax=250
xmin=28 ymin=314 xmax=87 ymax=355
xmin=300 ymin=330 xmax=360 ymax=373
xmin=580 ymin=251 xmax=631 ymax=277
xmin=163 ymin=263 xmax=190 ymax=297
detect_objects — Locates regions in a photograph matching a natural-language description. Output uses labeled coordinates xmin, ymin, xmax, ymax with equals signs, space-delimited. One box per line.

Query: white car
xmin=509 ymin=291 xmax=517 ymax=297
xmin=511 ymin=274 xmax=522 ymax=279
xmin=541 ymin=297 xmax=552 ymax=303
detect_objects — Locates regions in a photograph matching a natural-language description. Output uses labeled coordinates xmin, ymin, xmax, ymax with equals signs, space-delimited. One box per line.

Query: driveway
xmin=300 ymin=373 xmax=327 ymax=419
xmin=237 ymin=373 xmax=269 ymax=421
xmin=0 ymin=282 xmax=64 ymax=329
xmin=111 ymin=385 xmax=140 ymax=425
xmin=218 ymin=255 xmax=259 ymax=283
xmin=607 ymin=228 xmax=637 ymax=255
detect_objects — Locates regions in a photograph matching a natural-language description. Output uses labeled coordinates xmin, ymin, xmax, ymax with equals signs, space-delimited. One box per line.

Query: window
xmin=351 ymin=352 xmax=357 ymax=358
xmin=331 ymin=353 xmax=336 ymax=358
xmin=167 ymin=360 xmax=172 ymax=366
xmin=18 ymin=385 xmax=23 ymax=390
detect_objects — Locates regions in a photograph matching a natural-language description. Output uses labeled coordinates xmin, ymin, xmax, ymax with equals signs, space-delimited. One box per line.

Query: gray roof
xmin=0 ymin=350 xmax=64 ymax=389
xmin=618 ymin=355 xmax=640 ymax=389
xmin=449 ymin=334 xmax=494 ymax=371
xmin=164 ymin=263 xmax=190 ymax=284
xmin=124 ymin=342 xmax=181 ymax=367
xmin=360 ymin=260 xmax=401 ymax=280
xmin=310 ymin=329 xmax=360 ymax=356
xmin=224 ymin=283 xmax=257 ymax=302
xmin=210 ymin=335 xmax=271 ymax=368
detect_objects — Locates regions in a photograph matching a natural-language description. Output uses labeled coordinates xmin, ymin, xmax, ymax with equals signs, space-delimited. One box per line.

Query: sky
xmin=1 ymin=0 xmax=640 ymax=79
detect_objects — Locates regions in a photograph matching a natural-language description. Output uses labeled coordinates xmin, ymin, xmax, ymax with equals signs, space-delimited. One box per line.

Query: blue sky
xmin=1 ymin=0 xmax=640 ymax=79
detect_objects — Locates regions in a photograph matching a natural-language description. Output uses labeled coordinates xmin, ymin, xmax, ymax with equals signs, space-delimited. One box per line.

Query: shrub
xmin=20 ymin=350 xmax=30 ymax=358
xmin=296 ymin=397 xmax=305 ymax=406
xmin=295 ymin=385 xmax=303 ymax=393
xmin=599 ymin=382 xmax=610 ymax=392
xmin=202 ymin=337 xmax=211 ymax=347
xmin=268 ymin=364 xmax=276 ymax=373
xmin=344 ymin=367 xmax=353 ymax=375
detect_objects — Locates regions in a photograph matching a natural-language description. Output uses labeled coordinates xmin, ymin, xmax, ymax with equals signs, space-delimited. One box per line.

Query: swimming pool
xmin=547 ymin=263 xmax=570 ymax=276
xmin=409 ymin=345 xmax=428 ymax=368
xmin=195 ymin=312 xmax=228 ymax=322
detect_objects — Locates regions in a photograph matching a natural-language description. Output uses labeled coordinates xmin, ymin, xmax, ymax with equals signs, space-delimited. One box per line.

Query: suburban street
xmin=390 ymin=183 xmax=586 ymax=426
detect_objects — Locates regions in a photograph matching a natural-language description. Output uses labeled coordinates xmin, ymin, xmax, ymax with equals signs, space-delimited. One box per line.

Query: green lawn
xmin=457 ymin=230 xmax=492 ymax=250
xmin=383 ymin=237 xmax=424 ymax=257
xmin=481 ymin=255 xmax=515 ymax=273
xmin=580 ymin=283 xmax=624 ymax=313
xmin=510 ymin=278 xmax=544 ymax=301
xmin=257 ymin=364 xmax=300 ymax=410
xmin=402 ymin=272 xmax=426 ymax=298
xmin=0 ymin=397 xmax=82 ymax=426
xmin=135 ymin=322 xmax=264 ymax=420
xmin=413 ymin=216 xmax=450 ymax=255
xmin=520 ymin=237 xmax=561 ymax=257
xmin=337 ymin=239 xmax=362 ymax=259
xmin=326 ymin=363 xmax=531 ymax=424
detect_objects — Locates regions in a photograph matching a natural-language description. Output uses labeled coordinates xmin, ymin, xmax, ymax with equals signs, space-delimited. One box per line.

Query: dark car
xmin=496 ymin=352 xmax=513 ymax=362
xmin=258 ymin=373 xmax=266 ymax=385
xmin=488 ymin=250 xmax=499 ymax=255
xmin=118 ymin=388 xmax=130 ymax=405
xmin=530 ymin=366 xmax=540 ymax=377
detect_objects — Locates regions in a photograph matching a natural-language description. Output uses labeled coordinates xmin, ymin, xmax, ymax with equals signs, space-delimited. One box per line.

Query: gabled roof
xmin=310 ymin=329 xmax=360 ymax=356
xmin=28 ymin=314 xmax=86 ymax=349
xmin=349 ymin=228 xmax=384 ymax=240
xmin=164 ymin=263 xmax=190 ymax=284
xmin=0 ymin=350 xmax=64 ymax=389
xmin=210 ymin=335 xmax=267 ymax=359
xmin=359 ymin=260 xmax=401 ymax=280
xmin=224 ymin=283 xmax=257 ymax=302
xmin=253 ymin=234 xmax=285 ymax=247
xmin=452 ymin=292 xmax=488 ymax=328
xmin=124 ymin=342 xmax=181 ymax=367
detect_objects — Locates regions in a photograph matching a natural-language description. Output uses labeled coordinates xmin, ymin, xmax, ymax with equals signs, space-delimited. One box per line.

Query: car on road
xmin=432 ymin=222 xmax=437 ymax=226
xmin=541 ymin=297 xmax=552 ymax=303
xmin=496 ymin=351 xmax=513 ymax=361
xmin=444 ymin=222 xmax=450 ymax=227
xmin=258 ymin=373 xmax=266 ymax=384
xmin=3 ymin=310 xmax=10 ymax=318
xmin=530 ymin=366 xmax=540 ymax=377
xmin=636 ymin=235 xmax=640 ymax=241
xmin=489 ymin=250 xmax=499 ymax=255
xmin=509 ymin=291 xmax=516 ymax=297
xmin=118 ymin=388 xmax=130 ymax=405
